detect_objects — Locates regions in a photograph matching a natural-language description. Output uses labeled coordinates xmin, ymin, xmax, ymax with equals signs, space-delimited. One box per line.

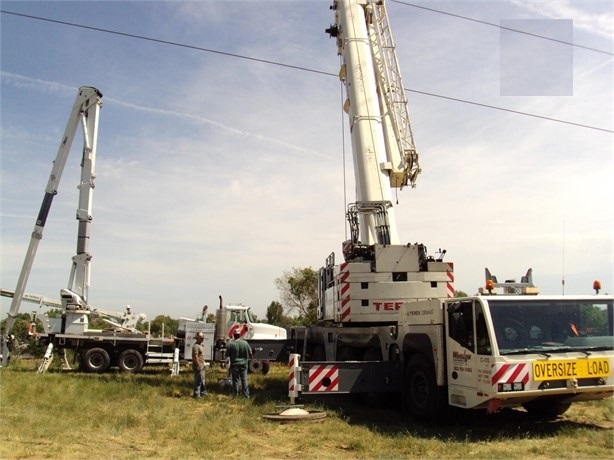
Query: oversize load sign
xmin=532 ymin=358 xmax=611 ymax=381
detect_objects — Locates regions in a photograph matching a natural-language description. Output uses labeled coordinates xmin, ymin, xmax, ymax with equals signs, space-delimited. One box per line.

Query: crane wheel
xmin=361 ymin=348 xmax=386 ymax=407
xmin=402 ymin=354 xmax=446 ymax=422
xmin=118 ymin=349 xmax=144 ymax=373
xmin=82 ymin=347 xmax=111 ymax=373
xmin=522 ymin=398 xmax=571 ymax=420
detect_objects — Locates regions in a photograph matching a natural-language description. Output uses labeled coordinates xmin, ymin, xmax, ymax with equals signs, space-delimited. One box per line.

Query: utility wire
xmin=0 ymin=10 xmax=331 ymax=78
xmin=391 ymin=0 xmax=613 ymax=56
xmin=1 ymin=9 xmax=612 ymax=133
xmin=406 ymin=88 xmax=612 ymax=133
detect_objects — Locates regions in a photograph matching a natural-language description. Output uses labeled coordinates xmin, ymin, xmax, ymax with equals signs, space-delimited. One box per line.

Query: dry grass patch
xmin=1 ymin=358 xmax=612 ymax=459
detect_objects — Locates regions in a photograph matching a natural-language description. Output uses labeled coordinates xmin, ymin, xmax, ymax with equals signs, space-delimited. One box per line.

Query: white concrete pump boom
xmin=326 ymin=0 xmax=420 ymax=245
xmin=1 ymin=86 xmax=102 ymax=365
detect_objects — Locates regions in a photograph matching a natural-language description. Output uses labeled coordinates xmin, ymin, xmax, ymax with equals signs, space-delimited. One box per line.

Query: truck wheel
xmin=82 ymin=348 xmax=111 ymax=373
xmin=522 ymin=398 xmax=571 ymax=420
xmin=402 ymin=354 xmax=445 ymax=421
xmin=249 ymin=360 xmax=263 ymax=374
xmin=118 ymin=349 xmax=144 ymax=373
xmin=361 ymin=348 xmax=386 ymax=407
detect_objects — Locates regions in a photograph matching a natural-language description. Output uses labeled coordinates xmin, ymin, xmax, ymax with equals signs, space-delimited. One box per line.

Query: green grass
xmin=1 ymin=358 xmax=612 ymax=459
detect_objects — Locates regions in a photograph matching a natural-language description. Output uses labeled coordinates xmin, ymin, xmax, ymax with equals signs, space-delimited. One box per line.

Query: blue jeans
xmin=230 ymin=364 xmax=249 ymax=398
xmin=193 ymin=365 xmax=206 ymax=396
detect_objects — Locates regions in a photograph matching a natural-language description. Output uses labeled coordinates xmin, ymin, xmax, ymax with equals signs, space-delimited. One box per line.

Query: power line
xmin=0 ymin=10 xmax=330 ymax=78
xmin=406 ymin=89 xmax=612 ymax=133
xmin=1 ymin=9 xmax=612 ymax=133
xmin=391 ymin=0 xmax=613 ymax=56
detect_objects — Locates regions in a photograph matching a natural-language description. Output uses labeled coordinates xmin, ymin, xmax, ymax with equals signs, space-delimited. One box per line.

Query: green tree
xmin=1 ymin=313 xmax=33 ymax=344
xmin=266 ymin=301 xmax=284 ymax=326
xmin=454 ymin=290 xmax=469 ymax=298
xmin=1 ymin=312 xmax=45 ymax=357
xmin=274 ymin=267 xmax=318 ymax=325
xmin=581 ymin=304 xmax=608 ymax=334
xmin=149 ymin=315 xmax=179 ymax=338
xmin=88 ymin=315 xmax=109 ymax=330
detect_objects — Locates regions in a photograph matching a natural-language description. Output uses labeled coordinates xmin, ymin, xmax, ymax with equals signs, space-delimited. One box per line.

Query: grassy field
xmin=1 ymin=357 xmax=612 ymax=459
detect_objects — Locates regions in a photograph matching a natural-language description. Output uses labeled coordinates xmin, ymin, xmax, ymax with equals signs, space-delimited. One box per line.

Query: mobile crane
xmin=287 ymin=0 xmax=613 ymax=421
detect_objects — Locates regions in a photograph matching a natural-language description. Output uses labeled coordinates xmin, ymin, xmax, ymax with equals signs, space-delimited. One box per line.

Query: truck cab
xmin=224 ymin=305 xmax=287 ymax=341
xmin=444 ymin=295 xmax=614 ymax=417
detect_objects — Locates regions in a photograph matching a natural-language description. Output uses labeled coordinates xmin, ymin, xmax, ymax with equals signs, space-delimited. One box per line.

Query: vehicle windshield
xmin=487 ymin=298 xmax=613 ymax=355
xmin=227 ymin=307 xmax=253 ymax=324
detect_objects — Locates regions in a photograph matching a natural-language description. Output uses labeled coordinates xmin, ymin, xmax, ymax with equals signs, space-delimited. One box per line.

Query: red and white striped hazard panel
xmin=446 ymin=262 xmax=455 ymax=298
xmin=338 ymin=262 xmax=351 ymax=323
xmin=288 ymin=355 xmax=298 ymax=393
xmin=308 ymin=364 xmax=339 ymax=392
xmin=491 ymin=363 xmax=529 ymax=386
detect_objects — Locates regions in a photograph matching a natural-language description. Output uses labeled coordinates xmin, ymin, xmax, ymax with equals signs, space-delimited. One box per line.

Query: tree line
xmin=2 ymin=265 xmax=471 ymax=353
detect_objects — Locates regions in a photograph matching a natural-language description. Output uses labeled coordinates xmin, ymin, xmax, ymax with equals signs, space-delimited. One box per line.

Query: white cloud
xmin=1 ymin=1 xmax=612 ymax=324
xmin=511 ymin=0 xmax=614 ymax=39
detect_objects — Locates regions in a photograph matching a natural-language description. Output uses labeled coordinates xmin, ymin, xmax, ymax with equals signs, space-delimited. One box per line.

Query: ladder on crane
xmin=368 ymin=1 xmax=420 ymax=189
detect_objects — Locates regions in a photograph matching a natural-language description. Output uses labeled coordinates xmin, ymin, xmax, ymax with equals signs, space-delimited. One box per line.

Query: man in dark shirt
xmin=226 ymin=330 xmax=253 ymax=398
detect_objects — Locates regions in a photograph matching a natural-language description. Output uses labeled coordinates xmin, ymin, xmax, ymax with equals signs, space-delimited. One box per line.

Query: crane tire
xmin=522 ymin=398 xmax=571 ymax=420
xmin=118 ymin=349 xmax=144 ymax=373
xmin=82 ymin=347 xmax=111 ymax=373
xmin=402 ymin=354 xmax=447 ymax=422
xmin=361 ymin=348 xmax=387 ymax=407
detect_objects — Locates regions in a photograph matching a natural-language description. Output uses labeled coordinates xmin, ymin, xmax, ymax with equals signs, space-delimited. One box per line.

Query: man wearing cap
xmin=192 ymin=331 xmax=207 ymax=398
xmin=226 ymin=330 xmax=253 ymax=399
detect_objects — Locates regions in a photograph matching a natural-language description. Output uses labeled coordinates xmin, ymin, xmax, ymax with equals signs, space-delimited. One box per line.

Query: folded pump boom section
xmin=1 ymin=86 xmax=102 ymax=365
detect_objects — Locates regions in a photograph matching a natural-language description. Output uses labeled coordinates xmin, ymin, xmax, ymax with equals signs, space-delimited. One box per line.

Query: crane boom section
xmin=329 ymin=0 xmax=419 ymax=245
xmin=368 ymin=1 xmax=420 ymax=189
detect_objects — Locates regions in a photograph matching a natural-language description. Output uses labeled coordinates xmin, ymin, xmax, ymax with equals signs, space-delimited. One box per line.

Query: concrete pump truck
xmin=0 ymin=88 xmax=288 ymax=374
xmin=287 ymin=0 xmax=613 ymax=421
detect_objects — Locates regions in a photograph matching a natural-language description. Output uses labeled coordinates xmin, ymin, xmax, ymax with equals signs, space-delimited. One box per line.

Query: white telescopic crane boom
xmin=327 ymin=0 xmax=419 ymax=246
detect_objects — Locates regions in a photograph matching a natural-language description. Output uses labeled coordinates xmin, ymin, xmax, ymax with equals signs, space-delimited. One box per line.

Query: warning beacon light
xmin=593 ymin=280 xmax=601 ymax=295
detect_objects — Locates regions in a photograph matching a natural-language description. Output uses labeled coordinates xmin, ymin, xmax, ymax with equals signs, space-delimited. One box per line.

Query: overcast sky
xmin=1 ymin=0 xmax=612 ymax=321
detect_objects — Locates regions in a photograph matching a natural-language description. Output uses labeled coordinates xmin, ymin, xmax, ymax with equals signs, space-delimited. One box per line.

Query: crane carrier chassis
xmin=288 ymin=291 xmax=613 ymax=420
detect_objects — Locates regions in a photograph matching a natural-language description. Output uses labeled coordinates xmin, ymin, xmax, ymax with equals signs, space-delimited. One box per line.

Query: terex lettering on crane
xmin=373 ymin=301 xmax=403 ymax=311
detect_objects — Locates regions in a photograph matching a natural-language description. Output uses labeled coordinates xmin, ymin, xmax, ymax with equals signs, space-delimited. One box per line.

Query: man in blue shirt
xmin=226 ymin=330 xmax=253 ymax=398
